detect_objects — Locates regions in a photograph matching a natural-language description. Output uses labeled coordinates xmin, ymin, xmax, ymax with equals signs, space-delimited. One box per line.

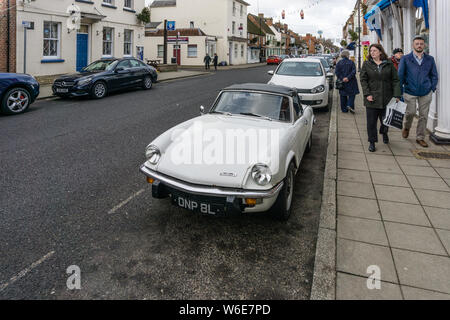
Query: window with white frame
xmin=157 ymin=45 xmax=164 ymax=58
xmin=232 ymin=21 xmax=235 ymax=34
xmin=234 ymin=43 xmax=238 ymax=58
xmin=188 ymin=45 xmax=197 ymax=57
xmin=239 ymin=23 xmax=243 ymax=36
xmin=241 ymin=44 xmax=244 ymax=57
xmin=103 ymin=0 xmax=114 ymax=5
xmin=103 ymin=27 xmax=114 ymax=56
xmin=240 ymin=5 xmax=243 ymax=17
xmin=124 ymin=29 xmax=133 ymax=56
xmin=43 ymin=21 xmax=60 ymax=58
xmin=233 ymin=2 xmax=236 ymax=16
xmin=124 ymin=0 xmax=132 ymax=9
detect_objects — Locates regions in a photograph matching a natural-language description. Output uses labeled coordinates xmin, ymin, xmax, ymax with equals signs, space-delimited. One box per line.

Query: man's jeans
xmin=340 ymin=94 xmax=356 ymax=112
xmin=403 ymin=92 xmax=433 ymax=140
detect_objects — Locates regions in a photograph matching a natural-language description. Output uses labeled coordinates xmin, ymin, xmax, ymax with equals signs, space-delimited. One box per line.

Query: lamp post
xmin=358 ymin=0 xmax=361 ymax=70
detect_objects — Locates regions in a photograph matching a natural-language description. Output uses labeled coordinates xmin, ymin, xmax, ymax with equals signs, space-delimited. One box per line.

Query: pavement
xmin=312 ymin=87 xmax=450 ymax=300
xmin=0 ymin=65 xmax=331 ymax=299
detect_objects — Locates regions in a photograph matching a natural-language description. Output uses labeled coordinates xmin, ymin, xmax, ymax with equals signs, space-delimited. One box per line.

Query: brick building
xmin=0 ymin=0 xmax=17 ymax=73
xmin=302 ymin=33 xmax=318 ymax=54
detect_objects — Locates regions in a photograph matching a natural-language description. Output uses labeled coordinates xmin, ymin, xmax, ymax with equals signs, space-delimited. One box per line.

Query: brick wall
xmin=0 ymin=0 xmax=16 ymax=73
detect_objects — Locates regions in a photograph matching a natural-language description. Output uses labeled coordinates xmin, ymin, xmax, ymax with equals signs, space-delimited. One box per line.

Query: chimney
xmin=258 ymin=13 xmax=264 ymax=19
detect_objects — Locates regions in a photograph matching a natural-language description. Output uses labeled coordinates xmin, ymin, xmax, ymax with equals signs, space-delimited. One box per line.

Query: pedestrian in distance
xmin=360 ymin=44 xmax=402 ymax=153
xmin=213 ymin=53 xmax=218 ymax=71
xmin=391 ymin=48 xmax=404 ymax=71
xmin=335 ymin=50 xmax=360 ymax=113
xmin=398 ymin=35 xmax=439 ymax=148
xmin=204 ymin=53 xmax=211 ymax=70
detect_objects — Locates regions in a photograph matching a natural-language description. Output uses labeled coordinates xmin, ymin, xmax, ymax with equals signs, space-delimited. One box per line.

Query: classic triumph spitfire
xmin=140 ymin=83 xmax=315 ymax=220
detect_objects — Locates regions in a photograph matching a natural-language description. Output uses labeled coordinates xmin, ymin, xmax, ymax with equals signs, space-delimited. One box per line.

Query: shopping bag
xmin=383 ymin=98 xmax=407 ymax=130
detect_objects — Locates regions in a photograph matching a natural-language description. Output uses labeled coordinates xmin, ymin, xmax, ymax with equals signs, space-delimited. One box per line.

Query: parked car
xmin=52 ymin=57 xmax=158 ymax=99
xmin=140 ymin=83 xmax=315 ymax=220
xmin=0 ymin=73 xmax=40 ymax=115
xmin=267 ymin=55 xmax=282 ymax=65
xmin=314 ymin=57 xmax=335 ymax=89
xmin=267 ymin=58 xmax=331 ymax=111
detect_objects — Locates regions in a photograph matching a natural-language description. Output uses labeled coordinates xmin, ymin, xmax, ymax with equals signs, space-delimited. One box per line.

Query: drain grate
xmin=413 ymin=150 xmax=450 ymax=160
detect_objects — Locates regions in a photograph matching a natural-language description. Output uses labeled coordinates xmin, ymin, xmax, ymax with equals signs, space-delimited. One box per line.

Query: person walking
xmin=360 ymin=44 xmax=402 ymax=152
xmin=335 ymin=50 xmax=360 ymax=113
xmin=213 ymin=53 xmax=218 ymax=71
xmin=204 ymin=53 xmax=211 ymax=70
xmin=391 ymin=48 xmax=404 ymax=71
xmin=398 ymin=35 xmax=439 ymax=148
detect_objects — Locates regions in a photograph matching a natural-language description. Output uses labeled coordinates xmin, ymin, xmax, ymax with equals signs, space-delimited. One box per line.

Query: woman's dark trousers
xmin=366 ymin=108 xmax=389 ymax=143
xmin=340 ymin=94 xmax=355 ymax=112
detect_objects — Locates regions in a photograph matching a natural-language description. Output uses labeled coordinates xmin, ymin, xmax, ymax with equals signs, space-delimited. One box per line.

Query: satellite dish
xmin=66 ymin=4 xmax=81 ymax=32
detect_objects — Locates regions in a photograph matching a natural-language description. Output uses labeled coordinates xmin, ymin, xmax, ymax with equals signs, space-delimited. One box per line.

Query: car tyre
xmin=91 ymin=81 xmax=107 ymax=99
xmin=142 ymin=76 xmax=153 ymax=90
xmin=0 ymin=87 xmax=31 ymax=115
xmin=270 ymin=161 xmax=296 ymax=221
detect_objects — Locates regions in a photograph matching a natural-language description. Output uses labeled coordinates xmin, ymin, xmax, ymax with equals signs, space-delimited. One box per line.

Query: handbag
xmin=383 ymin=98 xmax=407 ymax=130
xmin=335 ymin=79 xmax=344 ymax=90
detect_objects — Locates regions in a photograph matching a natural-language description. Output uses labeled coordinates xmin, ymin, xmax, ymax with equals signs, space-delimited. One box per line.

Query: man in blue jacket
xmin=398 ymin=35 xmax=439 ymax=147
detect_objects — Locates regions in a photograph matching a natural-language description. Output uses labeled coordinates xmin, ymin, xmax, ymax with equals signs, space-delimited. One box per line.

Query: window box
xmin=41 ymin=59 xmax=65 ymax=63
xmin=75 ymin=0 xmax=94 ymax=4
xmin=123 ymin=8 xmax=136 ymax=13
xmin=101 ymin=3 xmax=117 ymax=9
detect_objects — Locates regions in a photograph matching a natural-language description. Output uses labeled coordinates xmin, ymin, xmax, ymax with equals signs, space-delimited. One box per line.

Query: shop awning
xmin=364 ymin=0 xmax=399 ymax=21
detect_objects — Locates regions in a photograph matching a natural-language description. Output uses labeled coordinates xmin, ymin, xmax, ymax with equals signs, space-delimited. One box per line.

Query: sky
xmin=145 ymin=0 xmax=356 ymax=44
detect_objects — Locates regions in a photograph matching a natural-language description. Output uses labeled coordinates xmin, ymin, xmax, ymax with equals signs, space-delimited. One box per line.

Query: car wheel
xmin=0 ymin=87 xmax=31 ymax=115
xmin=142 ymin=76 xmax=153 ymax=90
xmin=305 ymin=132 xmax=313 ymax=153
xmin=270 ymin=161 xmax=296 ymax=221
xmin=91 ymin=81 xmax=107 ymax=99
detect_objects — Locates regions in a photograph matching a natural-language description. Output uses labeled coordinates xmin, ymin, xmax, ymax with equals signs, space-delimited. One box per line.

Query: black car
xmin=52 ymin=57 xmax=158 ymax=99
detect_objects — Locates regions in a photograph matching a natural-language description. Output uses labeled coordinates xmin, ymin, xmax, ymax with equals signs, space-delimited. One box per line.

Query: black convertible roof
xmin=223 ymin=83 xmax=297 ymax=96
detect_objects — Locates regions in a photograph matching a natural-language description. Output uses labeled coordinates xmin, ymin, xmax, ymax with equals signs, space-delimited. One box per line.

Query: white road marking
xmin=108 ymin=189 xmax=145 ymax=214
xmin=0 ymin=251 xmax=55 ymax=292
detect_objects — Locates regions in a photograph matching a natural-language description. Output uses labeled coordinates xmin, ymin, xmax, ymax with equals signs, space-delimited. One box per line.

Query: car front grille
xmin=297 ymin=88 xmax=312 ymax=94
xmin=54 ymin=81 xmax=75 ymax=87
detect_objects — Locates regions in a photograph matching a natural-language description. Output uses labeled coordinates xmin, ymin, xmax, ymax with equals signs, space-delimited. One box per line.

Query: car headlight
xmin=145 ymin=145 xmax=161 ymax=165
xmin=251 ymin=164 xmax=272 ymax=186
xmin=311 ymin=85 xmax=325 ymax=94
xmin=77 ymin=77 xmax=93 ymax=86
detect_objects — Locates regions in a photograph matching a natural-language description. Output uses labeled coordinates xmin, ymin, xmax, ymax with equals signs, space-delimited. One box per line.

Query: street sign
xmin=167 ymin=21 xmax=175 ymax=31
xmin=167 ymin=36 xmax=188 ymax=43
xmin=22 ymin=21 xmax=34 ymax=29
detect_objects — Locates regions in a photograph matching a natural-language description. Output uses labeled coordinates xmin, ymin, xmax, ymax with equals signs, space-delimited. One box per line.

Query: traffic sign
xmin=167 ymin=21 xmax=175 ymax=31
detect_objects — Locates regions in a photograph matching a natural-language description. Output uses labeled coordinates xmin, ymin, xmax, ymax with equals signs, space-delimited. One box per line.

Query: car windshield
xmin=82 ymin=60 xmax=117 ymax=72
xmin=212 ymin=91 xmax=291 ymax=122
xmin=276 ymin=61 xmax=323 ymax=77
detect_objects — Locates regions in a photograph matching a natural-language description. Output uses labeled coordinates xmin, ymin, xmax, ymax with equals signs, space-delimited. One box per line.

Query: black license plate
xmin=56 ymin=88 xmax=69 ymax=93
xmin=171 ymin=193 xmax=225 ymax=215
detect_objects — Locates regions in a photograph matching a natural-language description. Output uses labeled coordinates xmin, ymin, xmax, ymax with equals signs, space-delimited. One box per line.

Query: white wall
xmin=16 ymin=0 xmax=145 ymax=76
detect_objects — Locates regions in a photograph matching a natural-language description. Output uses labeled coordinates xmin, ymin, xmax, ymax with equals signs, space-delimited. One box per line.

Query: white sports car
xmin=140 ymin=83 xmax=315 ymax=220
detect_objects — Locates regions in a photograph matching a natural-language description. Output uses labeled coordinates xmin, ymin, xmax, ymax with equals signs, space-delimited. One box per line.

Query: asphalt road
xmin=0 ymin=65 xmax=331 ymax=299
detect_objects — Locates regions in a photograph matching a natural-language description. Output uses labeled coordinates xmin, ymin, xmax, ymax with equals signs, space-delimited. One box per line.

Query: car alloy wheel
xmin=94 ymin=82 xmax=106 ymax=98
xmin=285 ymin=166 xmax=294 ymax=211
xmin=6 ymin=89 xmax=30 ymax=113
xmin=144 ymin=76 xmax=152 ymax=89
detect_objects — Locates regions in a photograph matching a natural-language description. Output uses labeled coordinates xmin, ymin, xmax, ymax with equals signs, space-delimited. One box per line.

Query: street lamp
xmin=358 ymin=0 xmax=361 ymax=70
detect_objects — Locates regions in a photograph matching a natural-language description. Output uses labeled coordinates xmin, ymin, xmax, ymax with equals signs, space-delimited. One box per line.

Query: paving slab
xmin=424 ymin=207 xmax=450 ymax=230
xmin=368 ymin=161 xmax=403 ymax=174
xmin=338 ymin=159 xmax=369 ymax=171
xmin=338 ymin=151 xmax=367 ymax=161
xmin=435 ymin=167 xmax=450 ymax=179
xmin=337 ymin=216 xmax=388 ymax=246
xmin=392 ymin=249 xmax=450 ymax=294
xmin=337 ymin=239 xmax=397 ymax=283
xmin=337 ymin=196 xmax=381 ymax=220
xmin=339 ymin=144 xmax=365 ymax=153
xmin=379 ymin=201 xmax=430 ymax=226
xmin=401 ymin=286 xmax=450 ymax=300
xmin=400 ymin=165 xmax=440 ymax=178
xmin=415 ymin=189 xmax=450 ymax=209
xmin=337 ymin=273 xmax=402 ymax=300
xmin=371 ymin=172 xmax=410 ymax=187
xmin=428 ymin=159 xmax=450 ymax=169
xmin=374 ymin=185 xmax=419 ymax=204
xmin=338 ymin=169 xmax=371 ymax=184
xmin=385 ymin=222 xmax=447 ymax=255
xmin=436 ymin=229 xmax=450 ymax=255
xmin=407 ymin=176 xmax=450 ymax=192
xmin=337 ymin=181 xmax=375 ymax=199
xmin=395 ymin=156 xmax=430 ymax=167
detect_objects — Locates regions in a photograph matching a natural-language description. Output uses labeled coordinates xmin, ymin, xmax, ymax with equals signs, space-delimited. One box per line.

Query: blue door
xmin=76 ymin=33 xmax=88 ymax=71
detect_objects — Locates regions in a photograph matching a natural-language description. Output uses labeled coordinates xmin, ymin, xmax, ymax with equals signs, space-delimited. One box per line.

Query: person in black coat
xmin=213 ymin=53 xmax=218 ymax=71
xmin=335 ymin=50 xmax=360 ymax=113
xmin=204 ymin=53 xmax=211 ymax=70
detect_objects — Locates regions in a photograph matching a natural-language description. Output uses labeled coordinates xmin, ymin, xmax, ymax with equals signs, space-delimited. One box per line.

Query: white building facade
xmin=15 ymin=0 xmax=146 ymax=77
xmin=148 ymin=0 xmax=249 ymax=66
xmin=365 ymin=0 xmax=450 ymax=144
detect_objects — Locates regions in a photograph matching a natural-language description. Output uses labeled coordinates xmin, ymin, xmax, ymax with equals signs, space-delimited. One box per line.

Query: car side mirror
xmin=267 ymin=70 xmax=274 ymax=75
xmin=200 ymin=105 xmax=205 ymax=115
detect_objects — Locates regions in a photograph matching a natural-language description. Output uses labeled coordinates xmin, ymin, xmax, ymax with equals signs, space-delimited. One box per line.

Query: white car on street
xmin=267 ymin=58 xmax=332 ymax=111
xmin=140 ymin=83 xmax=315 ymax=220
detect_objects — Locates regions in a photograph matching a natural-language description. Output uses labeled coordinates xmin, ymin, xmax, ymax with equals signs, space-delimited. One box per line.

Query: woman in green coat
xmin=360 ymin=44 xmax=402 ymax=152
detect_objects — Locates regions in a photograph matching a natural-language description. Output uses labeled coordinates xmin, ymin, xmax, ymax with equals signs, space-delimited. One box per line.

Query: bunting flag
xmin=275 ymin=0 xmax=322 ymax=21
xmin=413 ymin=0 xmax=429 ymax=29
xmin=300 ymin=10 xmax=304 ymax=20
xmin=366 ymin=5 xmax=383 ymax=40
